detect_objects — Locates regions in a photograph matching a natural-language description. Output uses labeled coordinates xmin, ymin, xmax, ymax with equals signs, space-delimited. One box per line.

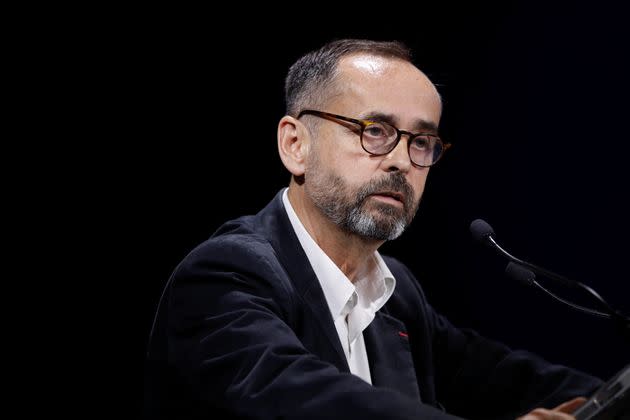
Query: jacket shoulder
xmin=170 ymin=216 xmax=295 ymax=305
xmin=182 ymin=216 xmax=275 ymax=270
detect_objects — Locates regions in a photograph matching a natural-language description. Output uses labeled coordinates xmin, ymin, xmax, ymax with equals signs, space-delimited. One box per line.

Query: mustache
xmin=356 ymin=172 xmax=415 ymax=210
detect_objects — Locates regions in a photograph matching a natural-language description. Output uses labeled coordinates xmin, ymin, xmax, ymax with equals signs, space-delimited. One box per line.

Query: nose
xmin=383 ymin=135 xmax=413 ymax=173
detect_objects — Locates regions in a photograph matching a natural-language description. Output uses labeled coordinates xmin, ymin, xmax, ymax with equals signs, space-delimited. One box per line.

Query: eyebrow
xmin=360 ymin=111 xmax=439 ymax=133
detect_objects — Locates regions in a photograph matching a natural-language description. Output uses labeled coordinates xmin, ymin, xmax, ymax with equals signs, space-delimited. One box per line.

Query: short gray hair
xmin=284 ymin=39 xmax=413 ymax=117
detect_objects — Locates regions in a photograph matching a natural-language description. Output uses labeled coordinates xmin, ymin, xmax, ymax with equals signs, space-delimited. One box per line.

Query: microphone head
xmin=470 ymin=219 xmax=495 ymax=244
xmin=505 ymin=262 xmax=536 ymax=287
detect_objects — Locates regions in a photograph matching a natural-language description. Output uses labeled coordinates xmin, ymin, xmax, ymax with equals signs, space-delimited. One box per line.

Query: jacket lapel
xmin=257 ymin=191 xmax=349 ymax=372
xmin=364 ymin=311 xmax=422 ymax=401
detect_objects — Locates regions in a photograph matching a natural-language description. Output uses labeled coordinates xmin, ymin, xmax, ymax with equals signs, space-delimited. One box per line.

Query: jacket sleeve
xmin=392 ymin=261 xmax=603 ymax=420
xmin=161 ymin=235 xmax=464 ymax=420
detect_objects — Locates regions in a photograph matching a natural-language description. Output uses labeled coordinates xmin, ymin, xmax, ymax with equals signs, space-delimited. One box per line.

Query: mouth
xmin=370 ymin=191 xmax=405 ymax=206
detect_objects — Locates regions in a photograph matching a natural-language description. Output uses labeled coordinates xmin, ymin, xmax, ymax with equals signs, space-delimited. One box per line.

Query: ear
xmin=277 ymin=115 xmax=310 ymax=176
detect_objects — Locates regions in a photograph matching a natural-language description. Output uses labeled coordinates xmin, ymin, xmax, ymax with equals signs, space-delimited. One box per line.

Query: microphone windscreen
xmin=505 ymin=262 xmax=536 ymax=286
xmin=470 ymin=219 xmax=495 ymax=243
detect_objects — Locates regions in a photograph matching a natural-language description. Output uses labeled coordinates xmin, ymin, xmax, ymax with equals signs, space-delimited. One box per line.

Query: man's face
xmin=303 ymin=54 xmax=443 ymax=240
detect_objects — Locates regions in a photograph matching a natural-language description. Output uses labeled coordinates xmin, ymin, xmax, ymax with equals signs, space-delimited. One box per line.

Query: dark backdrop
xmin=114 ymin=2 xmax=630 ymax=412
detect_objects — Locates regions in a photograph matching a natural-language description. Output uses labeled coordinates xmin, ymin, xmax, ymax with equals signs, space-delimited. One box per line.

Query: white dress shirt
xmin=282 ymin=189 xmax=396 ymax=384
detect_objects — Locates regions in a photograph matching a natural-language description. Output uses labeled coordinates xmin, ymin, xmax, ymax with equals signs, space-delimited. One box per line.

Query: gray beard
xmin=306 ymin=168 xmax=418 ymax=241
xmin=346 ymin=203 xmax=407 ymax=240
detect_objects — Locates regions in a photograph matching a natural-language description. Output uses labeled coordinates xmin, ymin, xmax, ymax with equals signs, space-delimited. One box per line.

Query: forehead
xmin=329 ymin=54 xmax=442 ymax=125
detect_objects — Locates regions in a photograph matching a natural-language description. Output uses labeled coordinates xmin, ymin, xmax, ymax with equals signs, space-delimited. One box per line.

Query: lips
xmin=372 ymin=191 xmax=405 ymax=203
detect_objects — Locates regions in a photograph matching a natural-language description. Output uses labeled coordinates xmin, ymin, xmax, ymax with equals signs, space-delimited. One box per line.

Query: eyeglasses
xmin=297 ymin=110 xmax=451 ymax=167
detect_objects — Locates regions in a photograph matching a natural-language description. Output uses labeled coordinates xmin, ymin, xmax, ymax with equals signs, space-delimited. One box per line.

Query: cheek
xmin=322 ymin=143 xmax=371 ymax=180
xmin=409 ymin=171 xmax=428 ymax=200
xmin=340 ymin=157 xmax=379 ymax=188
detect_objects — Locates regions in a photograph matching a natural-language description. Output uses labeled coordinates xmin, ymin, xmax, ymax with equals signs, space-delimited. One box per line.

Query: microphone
xmin=471 ymin=219 xmax=630 ymax=325
xmin=505 ymin=261 xmax=536 ymax=287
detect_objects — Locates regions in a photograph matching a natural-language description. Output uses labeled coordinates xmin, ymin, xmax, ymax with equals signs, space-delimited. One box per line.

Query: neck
xmin=287 ymin=182 xmax=383 ymax=282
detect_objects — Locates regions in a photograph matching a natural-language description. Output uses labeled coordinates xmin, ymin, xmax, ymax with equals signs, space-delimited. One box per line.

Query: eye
xmin=410 ymin=135 xmax=432 ymax=150
xmin=363 ymin=123 xmax=390 ymax=139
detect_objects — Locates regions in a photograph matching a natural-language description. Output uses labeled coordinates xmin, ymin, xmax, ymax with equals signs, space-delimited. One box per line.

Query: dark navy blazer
xmin=145 ymin=190 xmax=601 ymax=419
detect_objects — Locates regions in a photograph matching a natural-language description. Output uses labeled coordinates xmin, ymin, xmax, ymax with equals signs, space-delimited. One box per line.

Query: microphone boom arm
xmin=469 ymin=217 xmax=630 ymax=328
xmin=487 ymin=234 xmax=629 ymax=324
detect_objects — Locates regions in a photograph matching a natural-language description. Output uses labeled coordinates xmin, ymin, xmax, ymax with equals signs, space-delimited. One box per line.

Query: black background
xmin=101 ymin=2 xmax=630 ymax=412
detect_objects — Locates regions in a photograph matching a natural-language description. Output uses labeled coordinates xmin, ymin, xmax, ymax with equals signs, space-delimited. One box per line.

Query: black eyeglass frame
xmin=297 ymin=109 xmax=451 ymax=167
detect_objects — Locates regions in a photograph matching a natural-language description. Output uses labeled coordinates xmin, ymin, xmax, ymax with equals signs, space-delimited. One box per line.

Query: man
xmin=145 ymin=39 xmax=601 ymax=419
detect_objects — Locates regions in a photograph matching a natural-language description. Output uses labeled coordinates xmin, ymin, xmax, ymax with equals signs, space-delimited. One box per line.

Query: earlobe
xmin=277 ymin=116 xmax=308 ymax=176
